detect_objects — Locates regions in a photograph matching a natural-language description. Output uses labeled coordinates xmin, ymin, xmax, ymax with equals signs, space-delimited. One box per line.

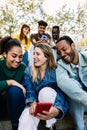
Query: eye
xmin=19 ymin=55 xmax=23 ymax=59
xmin=63 ymin=47 xmax=68 ymax=52
xmin=63 ymin=48 xmax=67 ymax=51
xmin=36 ymin=52 xmax=40 ymax=56
xmin=12 ymin=54 xmax=16 ymax=58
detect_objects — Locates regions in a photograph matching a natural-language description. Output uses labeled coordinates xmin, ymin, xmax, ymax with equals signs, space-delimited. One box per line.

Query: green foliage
xmin=0 ymin=0 xmax=85 ymax=37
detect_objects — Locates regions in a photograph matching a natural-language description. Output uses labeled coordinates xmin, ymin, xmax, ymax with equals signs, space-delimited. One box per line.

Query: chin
xmin=13 ymin=65 xmax=19 ymax=68
xmin=35 ymin=65 xmax=39 ymax=67
xmin=34 ymin=64 xmax=40 ymax=67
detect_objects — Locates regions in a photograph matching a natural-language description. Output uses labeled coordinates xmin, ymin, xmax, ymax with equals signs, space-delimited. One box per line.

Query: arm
xmin=0 ymin=81 xmax=8 ymax=93
xmin=30 ymin=34 xmax=51 ymax=46
xmin=53 ymin=89 xmax=69 ymax=119
xmin=0 ymin=79 xmax=26 ymax=95
xmin=22 ymin=67 xmax=38 ymax=105
xmin=56 ymin=63 xmax=87 ymax=108
xmin=30 ymin=34 xmax=41 ymax=45
xmin=7 ymin=80 xmax=26 ymax=96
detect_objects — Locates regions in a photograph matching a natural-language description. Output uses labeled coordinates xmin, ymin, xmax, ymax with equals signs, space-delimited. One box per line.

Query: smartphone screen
xmin=41 ymin=35 xmax=48 ymax=40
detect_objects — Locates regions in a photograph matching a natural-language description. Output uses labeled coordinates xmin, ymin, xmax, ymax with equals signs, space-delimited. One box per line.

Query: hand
xmin=29 ymin=102 xmax=37 ymax=115
xmin=36 ymin=106 xmax=60 ymax=120
xmin=7 ymin=79 xmax=26 ymax=96
xmin=41 ymin=39 xmax=49 ymax=44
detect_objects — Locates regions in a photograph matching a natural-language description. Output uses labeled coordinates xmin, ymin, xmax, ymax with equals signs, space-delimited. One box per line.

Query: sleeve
xmin=56 ymin=63 xmax=87 ymax=109
xmin=22 ymin=67 xmax=38 ymax=105
xmin=30 ymin=34 xmax=36 ymax=44
xmin=53 ymin=89 xmax=69 ymax=119
xmin=0 ymin=81 xmax=8 ymax=93
xmin=47 ymin=34 xmax=51 ymax=40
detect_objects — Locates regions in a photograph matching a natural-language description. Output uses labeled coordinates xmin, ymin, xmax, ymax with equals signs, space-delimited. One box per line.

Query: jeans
xmin=68 ymin=98 xmax=86 ymax=130
xmin=0 ymin=86 xmax=25 ymax=127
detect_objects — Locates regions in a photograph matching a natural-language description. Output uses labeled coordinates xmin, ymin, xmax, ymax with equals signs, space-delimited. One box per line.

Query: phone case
xmin=34 ymin=102 xmax=52 ymax=116
xmin=41 ymin=35 xmax=48 ymax=40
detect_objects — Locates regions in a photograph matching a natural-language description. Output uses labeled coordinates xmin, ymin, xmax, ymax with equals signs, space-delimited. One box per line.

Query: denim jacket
xmin=22 ymin=67 xmax=68 ymax=119
xmin=56 ymin=50 xmax=87 ymax=108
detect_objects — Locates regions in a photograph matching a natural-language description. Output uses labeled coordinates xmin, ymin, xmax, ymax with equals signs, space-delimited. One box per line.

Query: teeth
xmin=64 ymin=56 xmax=68 ymax=60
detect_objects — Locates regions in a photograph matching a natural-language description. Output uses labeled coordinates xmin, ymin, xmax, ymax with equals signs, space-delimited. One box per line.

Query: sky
xmin=0 ymin=0 xmax=86 ymax=14
xmin=43 ymin=0 xmax=86 ymax=15
xmin=0 ymin=0 xmax=86 ymax=40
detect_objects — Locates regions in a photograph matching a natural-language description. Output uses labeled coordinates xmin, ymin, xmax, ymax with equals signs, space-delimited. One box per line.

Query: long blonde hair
xmin=31 ymin=43 xmax=57 ymax=82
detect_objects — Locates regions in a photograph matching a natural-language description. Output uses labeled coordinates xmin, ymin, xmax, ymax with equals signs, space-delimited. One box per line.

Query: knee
xmin=38 ymin=87 xmax=57 ymax=102
xmin=7 ymin=86 xmax=24 ymax=99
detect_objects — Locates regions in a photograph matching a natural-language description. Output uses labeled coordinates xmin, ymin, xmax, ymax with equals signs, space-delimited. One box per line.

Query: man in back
xmin=29 ymin=20 xmax=51 ymax=66
xmin=51 ymin=25 xmax=60 ymax=62
xmin=30 ymin=20 xmax=51 ymax=45
xmin=51 ymin=25 xmax=60 ymax=48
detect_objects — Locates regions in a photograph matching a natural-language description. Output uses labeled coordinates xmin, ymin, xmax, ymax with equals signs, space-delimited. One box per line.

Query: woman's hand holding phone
xmin=36 ymin=106 xmax=60 ymax=120
xmin=29 ymin=102 xmax=37 ymax=115
xmin=34 ymin=102 xmax=52 ymax=117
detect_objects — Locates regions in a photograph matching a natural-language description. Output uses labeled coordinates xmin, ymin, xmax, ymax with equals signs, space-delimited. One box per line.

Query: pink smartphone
xmin=34 ymin=102 xmax=52 ymax=116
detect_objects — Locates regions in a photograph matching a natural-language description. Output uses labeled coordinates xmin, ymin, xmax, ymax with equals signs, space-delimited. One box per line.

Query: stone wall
xmin=0 ymin=113 xmax=87 ymax=130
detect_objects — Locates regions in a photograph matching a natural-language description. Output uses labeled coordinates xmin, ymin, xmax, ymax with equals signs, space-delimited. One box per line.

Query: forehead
xmin=23 ymin=27 xmax=29 ymax=30
xmin=56 ymin=40 xmax=70 ymax=48
xmin=38 ymin=25 xmax=46 ymax=29
xmin=52 ymin=28 xmax=59 ymax=33
xmin=34 ymin=47 xmax=42 ymax=52
xmin=34 ymin=47 xmax=45 ymax=56
xmin=8 ymin=46 xmax=22 ymax=53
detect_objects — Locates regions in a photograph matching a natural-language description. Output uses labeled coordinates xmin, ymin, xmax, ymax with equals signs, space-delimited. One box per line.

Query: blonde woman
xmin=18 ymin=43 xmax=68 ymax=130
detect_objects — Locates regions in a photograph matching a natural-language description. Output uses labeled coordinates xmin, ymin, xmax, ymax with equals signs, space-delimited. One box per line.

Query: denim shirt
xmin=56 ymin=50 xmax=87 ymax=108
xmin=22 ymin=67 xmax=68 ymax=119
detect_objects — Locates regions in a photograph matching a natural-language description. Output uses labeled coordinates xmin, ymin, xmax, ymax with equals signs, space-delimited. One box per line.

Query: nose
xmin=33 ymin=54 xmax=36 ymax=59
xmin=15 ymin=57 xmax=20 ymax=62
xmin=27 ymin=29 xmax=29 ymax=33
xmin=60 ymin=51 xmax=65 ymax=57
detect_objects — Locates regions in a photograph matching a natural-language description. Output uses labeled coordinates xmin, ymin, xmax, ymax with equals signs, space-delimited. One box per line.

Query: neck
xmin=39 ymin=65 xmax=47 ymax=72
xmin=39 ymin=65 xmax=47 ymax=79
xmin=72 ymin=52 xmax=79 ymax=65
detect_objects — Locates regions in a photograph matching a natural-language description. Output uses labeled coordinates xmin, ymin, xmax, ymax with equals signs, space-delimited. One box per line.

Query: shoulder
xmin=19 ymin=62 xmax=26 ymax=70
xmin=24 ymin=66 xmax=32 ymax=79
xmin=24 ymin=66 xmax=31 ymax=74
xmin=57 ymin=59 xmax=71 ymax=71
xmin=0 ymin=59 xmax=4 ymax=66
xmin=30 ymin=33 xmax=37 ymax=38
xmin=47 ymin=68 xmax=56 ymax=76
xmin=79 ymin=50 xmax=87 ymax=60
xmin=57 ymin=58 xmax=65 ymax=65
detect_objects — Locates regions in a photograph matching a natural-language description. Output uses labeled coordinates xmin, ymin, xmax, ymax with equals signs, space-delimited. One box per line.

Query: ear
xmin=3 ymin=52 xmax=6 ymax=58
xmin=71 ymin=43 xmax=76 ymax=49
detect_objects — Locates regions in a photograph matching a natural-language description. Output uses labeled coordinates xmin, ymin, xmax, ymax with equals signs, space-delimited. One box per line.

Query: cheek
xmin=41 ymin=57 xmax=47 ymax=63
xmin=6 ymin=55 xmax=12 ymax=60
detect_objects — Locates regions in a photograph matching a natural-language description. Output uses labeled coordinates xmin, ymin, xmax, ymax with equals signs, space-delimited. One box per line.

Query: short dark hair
xmin=52 ymin=26 xmax=59 ymax=31
xmin=56 ymin=35 xmax=74 ymax=46
xmin=38 ymin=20 xmax=48 ymax=27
